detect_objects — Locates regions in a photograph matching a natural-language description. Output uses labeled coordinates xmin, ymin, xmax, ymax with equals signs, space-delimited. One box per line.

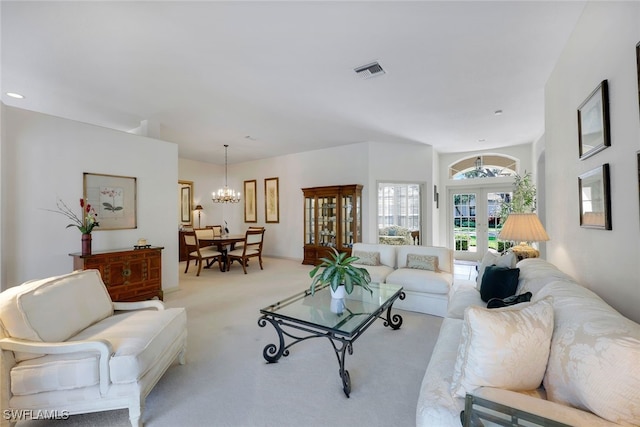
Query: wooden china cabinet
xmin=301 ymin=184 xmax=363 ymax=265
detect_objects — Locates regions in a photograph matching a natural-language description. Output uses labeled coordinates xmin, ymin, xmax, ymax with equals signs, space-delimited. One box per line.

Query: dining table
xmin=199 ymin=233 xmax=246 ymax=272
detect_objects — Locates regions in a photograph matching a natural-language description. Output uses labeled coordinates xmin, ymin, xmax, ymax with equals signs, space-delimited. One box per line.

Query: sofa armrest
xmin=0 ymin=337 xmax=113 ymax=397
xmin=113 ymin=300 xmax=165 ymax=311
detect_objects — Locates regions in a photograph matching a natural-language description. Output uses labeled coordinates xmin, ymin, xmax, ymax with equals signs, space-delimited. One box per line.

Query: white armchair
xmin=378 ymin=225 xmax=413 ymax=245
xmin=0 ymin=270 xmax=187 ymax=427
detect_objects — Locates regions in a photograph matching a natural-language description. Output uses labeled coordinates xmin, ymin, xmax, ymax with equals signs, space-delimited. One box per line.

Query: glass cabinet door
xmin=341 ymin=194 xmax=354 ymax=249
xmin=304 ymin=196 xmax=315 ymax=245
xmin=318 ymin=195 xmax=337 ymax=248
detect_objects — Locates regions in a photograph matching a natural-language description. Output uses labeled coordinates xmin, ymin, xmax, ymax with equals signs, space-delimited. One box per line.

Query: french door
xmin=450 ymin=185 xmax=512 ymax=262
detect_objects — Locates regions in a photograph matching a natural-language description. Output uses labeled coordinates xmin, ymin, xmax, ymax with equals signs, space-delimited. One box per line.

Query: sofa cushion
xmin=450 ymin=297 xmax=554 ymax=398
xmin=477 ymin=250 xmax=516 ymax=290
xmin=352 ymin=264 xmax=394 ymax=284
xmin=479 ymin=266 xmax=520 ymax=302
xmin=538 ymin=281 xmax=640 ymax=426
xmin=10 ymin=352 xmax=100 ymax=395
xmin=351 ymin=243 xmax=396 ymax=268
xmin=406 ymin=254 xmax=438 ymax=271
xmin=396 ymin=245 xmax=452 ymax=274
xmin=386 ymin=268 xmax=451 ymax=294
xmin=352 ymin=250 xmax=380 ymax=266
xmin=0 ymin=270 xmax=114 ymax=362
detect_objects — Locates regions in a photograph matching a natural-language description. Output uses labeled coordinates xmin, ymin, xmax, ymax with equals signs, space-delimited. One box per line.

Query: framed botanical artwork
xmin=578 ymin=164 xmax=611 ymax=230
xmin=84 ymin=172 xmax=137 ymax=230
xmin=244 ymin=179 xmax=257 ymax=223
xmin=178 ymin=180 xmax=193 ymax=227
xmin=578 ymin=80 xmax=610 ymax=159
xmin=264 ymin=177 xmax=279 ymax=223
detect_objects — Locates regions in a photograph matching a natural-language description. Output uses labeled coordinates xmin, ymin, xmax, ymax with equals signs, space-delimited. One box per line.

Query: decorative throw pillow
xmin=476 ymin=250 xmax=516 ymax=290
xmin=352 ymin=250 xmax=380 ymax=266
xmin=480 ymin=265 xmax=520 ymax=302
xmin=406 ymin=254 xmax=439 ymax=271
xmin=450 ymin=297 xmax=554 ymax=398
xmin=387 ymin=228 xmax=396 ymax=236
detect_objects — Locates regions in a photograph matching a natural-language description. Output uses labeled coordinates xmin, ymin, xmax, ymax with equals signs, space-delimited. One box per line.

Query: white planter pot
xmin=330 ymin=285 xmax=346 ymax=299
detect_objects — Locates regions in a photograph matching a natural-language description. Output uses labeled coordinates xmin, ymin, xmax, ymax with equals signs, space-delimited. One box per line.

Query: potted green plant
xmin=499 ymin=171 xmax=537 ymax=218
xmin=309 ymin=248 xmax=373 ymax=298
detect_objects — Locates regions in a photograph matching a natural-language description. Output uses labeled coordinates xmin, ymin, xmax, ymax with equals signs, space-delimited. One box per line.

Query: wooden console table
xmin=70 ymin=247 xmax=163 ymax=302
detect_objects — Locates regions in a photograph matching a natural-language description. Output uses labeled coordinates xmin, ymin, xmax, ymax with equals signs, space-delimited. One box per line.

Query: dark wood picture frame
xmin=578 ymin=80 xmax=610 ymax=160
xmin=578 ymin=164 xmax=611 ymax=230
xmin=178 ymin=180 xmax=193 ymax=227
xmin=636 ymin=42 xmax=640 ymax=119
xmin=264 ymin=177 xmax=279 ymax=223
xmin=244 ymin=179 xmax=257 ymax=223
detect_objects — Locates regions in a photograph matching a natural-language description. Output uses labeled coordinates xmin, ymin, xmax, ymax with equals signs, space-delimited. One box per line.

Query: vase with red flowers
xmin=48 ymin=198 xmax=100 ymax=255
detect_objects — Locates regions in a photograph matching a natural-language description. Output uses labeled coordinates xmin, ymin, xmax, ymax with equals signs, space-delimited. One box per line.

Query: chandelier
xmin=212 ymin=144 xmax=241 ymax=203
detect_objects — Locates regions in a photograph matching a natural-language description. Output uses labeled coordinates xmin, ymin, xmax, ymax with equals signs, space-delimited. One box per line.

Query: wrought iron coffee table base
xmin=258 ymin=292 xmax=405 ymax=397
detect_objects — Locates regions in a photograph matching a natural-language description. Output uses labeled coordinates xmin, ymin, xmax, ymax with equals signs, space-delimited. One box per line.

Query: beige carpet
xmin=18 ymin=257 xmax=443 ymax=427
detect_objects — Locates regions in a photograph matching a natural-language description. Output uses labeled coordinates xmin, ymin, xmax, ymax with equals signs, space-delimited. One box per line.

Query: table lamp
xmin=195 ymin=205 xmax=204 ymax=228
xmin=498 ymin=213 xmax=549 ymax=260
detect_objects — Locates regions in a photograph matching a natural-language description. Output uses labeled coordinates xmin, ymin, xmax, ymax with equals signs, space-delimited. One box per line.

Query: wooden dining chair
xmin=226 ymin=228 xmax=265 ymax=274
xmin=183 ymin=231 xmax=223 ymax=276
xmin=206 ymin=225 xmax=223 ymax=237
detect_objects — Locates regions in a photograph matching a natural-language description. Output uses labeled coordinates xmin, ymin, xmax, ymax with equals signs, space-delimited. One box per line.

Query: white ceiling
xmin=1 ymin=1 xmax=586 ymax=165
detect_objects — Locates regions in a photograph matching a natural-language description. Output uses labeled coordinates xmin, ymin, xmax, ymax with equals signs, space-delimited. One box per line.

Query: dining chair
xmin=206 ymin=225 xmax=223 ymax=237
xmin=226 ymin=228 xmax=265 ymax=274
xmin=183 ymin=231 xmax=223 ymax=276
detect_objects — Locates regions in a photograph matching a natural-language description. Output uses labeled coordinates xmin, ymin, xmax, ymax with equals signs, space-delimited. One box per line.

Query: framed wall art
xmin=178 ymin=180 xmax=193 ymax=227
xmin=84 ymin=172 xmax=137 ymax=230
xmin=636 ymin=42 xmax=640 ymax=119
xmin=244 ymin=179 xmax=257 ymax=223
xmin=265 ymin=177 xmax=279 ymax=223
xmin=578 ymin=80 xmax=610 ymax=159
xmin=578 ymin=164 xmax=611 ymax=230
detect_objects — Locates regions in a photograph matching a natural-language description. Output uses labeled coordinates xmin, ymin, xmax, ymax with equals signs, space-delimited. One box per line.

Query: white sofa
xmin=351 ymin=243 xmax=453 ymax=317
xmin=0 ymin=270 xmax=187 ymax=427
xmin=416 ymin=258 xmax=640 ymax=426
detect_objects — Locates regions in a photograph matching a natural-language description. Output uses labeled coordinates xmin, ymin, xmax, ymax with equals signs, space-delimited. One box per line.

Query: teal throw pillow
xmin=480 ymin=265 xmax=520 ymax=303
xmin=387 ymin=229 xmax=396 ymax=236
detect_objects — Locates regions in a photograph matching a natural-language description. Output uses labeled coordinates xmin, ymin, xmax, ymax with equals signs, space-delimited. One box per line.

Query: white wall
xmin=545 ymin=1 xmax=640 ymax=322
xmin=1 ymin=106 xmax=180 ymax=292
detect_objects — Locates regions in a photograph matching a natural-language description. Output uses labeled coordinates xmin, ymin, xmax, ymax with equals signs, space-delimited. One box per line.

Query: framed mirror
xmin=578 ymin=164 xmax=611 ymax=230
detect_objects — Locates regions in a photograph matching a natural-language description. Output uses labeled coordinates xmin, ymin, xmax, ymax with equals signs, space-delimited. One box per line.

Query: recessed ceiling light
xmin=494 ymin=110 xmax=503 ymax=116
xmin=6 ymin=92 xmax=25 ymax=99
xmin=478 ymin=139 xmax=486 ymax=143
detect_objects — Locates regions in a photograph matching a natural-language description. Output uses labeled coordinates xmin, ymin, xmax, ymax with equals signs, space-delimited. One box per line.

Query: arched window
xmin=449 ymin=154 xmax=518 ymax=179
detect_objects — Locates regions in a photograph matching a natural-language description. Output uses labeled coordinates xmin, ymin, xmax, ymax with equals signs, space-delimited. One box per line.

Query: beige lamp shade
xmin=498 ymin=213 xmax=549 ymax=260
xmin=498 ymin=213 xmax=549 ymax=243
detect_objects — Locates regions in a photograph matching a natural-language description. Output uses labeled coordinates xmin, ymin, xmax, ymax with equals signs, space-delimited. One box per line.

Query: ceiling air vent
xmin=354 ymin=61 xmax=386 ymax=79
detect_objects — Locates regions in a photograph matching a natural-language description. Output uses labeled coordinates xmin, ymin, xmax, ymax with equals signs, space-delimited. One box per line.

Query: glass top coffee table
xmin=258 ymin=282 xmax=405 ymax=397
